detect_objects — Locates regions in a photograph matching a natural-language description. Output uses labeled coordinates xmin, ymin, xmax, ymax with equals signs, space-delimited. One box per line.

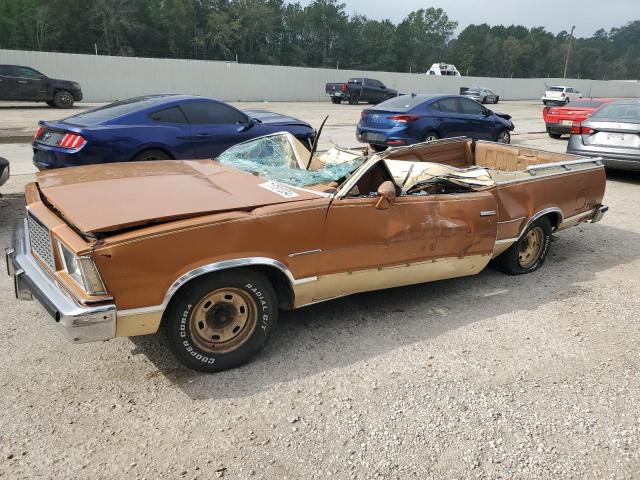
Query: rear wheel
xmin=52 ymin=90 xmax=74 ymax=108
xmin=369 ymin=144 xmax=387 ymax=153
xmin=494 ymin=96 xmax=499 ymax=104
xmin=163 ymin=270 xmax=278 ymax=372
xmin=132 ymin=149 xmax=171 ymax=161
xmin=348 ymin=93 xmax=359 ymax=105
xmin=494 ymin=217 xmax=552 ymax=275
xmin=331 ymin=97 xmax=341 ymax=104
xmin=423 ymin=131 xmax=440 ymax=142
xmin=547 ymin=128 xmax=562 ymax=139
xmin=496 ymin=130 xmax=510 ymax=144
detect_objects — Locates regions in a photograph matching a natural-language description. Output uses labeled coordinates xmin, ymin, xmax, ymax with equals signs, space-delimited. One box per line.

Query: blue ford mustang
xmin=356 ymin=94 xmax=514 ymax=151
xmin=32 ymin=95 xmax=316 ymax=169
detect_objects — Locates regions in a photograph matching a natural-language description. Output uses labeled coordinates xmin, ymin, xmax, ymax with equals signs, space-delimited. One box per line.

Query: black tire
xmin=331 ymin=97 xmax=341 ymax=104
xmin=494 ymin=96 xmax=499 ymax=104
xmin=348 ymin=93 xmax=359 ymax=105
xmin=132 ymin=149 xmax=172 ymax=161
xmin=494 ymin=217 xmax=552 ymax=275
xmin=369 ymin=144 xmax=387 ymax=152
xmin=52 ymin=90 xmax=74 ymax=108
xmin=423 ymin=131 xmax=440 ymax=142
xmin=496 ymin=130 xmax=510 ymax=144
xmin=163 ymin=270 xmax=278 ymax=372
xmin=547 ymin=128 xmax=562 ymax=139
xmin=46 ymin=100 xmax=55 ymax=107
xmin=481 ymin=96 xmax=487 ymax=104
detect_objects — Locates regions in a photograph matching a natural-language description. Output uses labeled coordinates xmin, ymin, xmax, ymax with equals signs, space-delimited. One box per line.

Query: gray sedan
xmin=461 ymin=87 xmax=499 ymax=104
xmin=567 ymin=100 xmax=640 ymax=171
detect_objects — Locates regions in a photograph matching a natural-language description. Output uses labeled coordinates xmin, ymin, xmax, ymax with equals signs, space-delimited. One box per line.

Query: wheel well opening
xmin=132 ymin=147 xmax=174 ymax=161
xmin=545 ymin=212 xmax=562 ymax=229
xmin=162 ymin=265 xmax=295 ymax=325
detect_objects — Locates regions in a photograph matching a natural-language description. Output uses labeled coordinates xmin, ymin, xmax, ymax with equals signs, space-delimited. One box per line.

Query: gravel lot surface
xmin=1 ymin=100 xmax=639 ymax=480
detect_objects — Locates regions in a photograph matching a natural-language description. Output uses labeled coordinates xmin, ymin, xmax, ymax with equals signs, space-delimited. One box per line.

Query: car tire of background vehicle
xmin=331 ymin=97 xmax=341 ymax=104
xmin=163 ymin=270 xmax=278 ymax=372
xmin=132 ymin=149 xmax=172 ymax=161
xmin=481 ymin=97 xmax=486 ymax=104
xmin=46 ymin=100 xmax=55 ymax=107
xmin=423 ymin=131 xmax=440 ymax=142
xmin=494 ymin=217 xmax=552 ymax=275
xmin=543 ymin=101 xmax=549 ymax=106
xmin=348 ymin=93 xmax=359 ymax=105
xmin=547 ymin=128 xmax=562 ymax=139
xmin=494 ymin=96 xmax=499 ymax=104
xmin=52 ymin=90 xmax=74 ymax=108
xmin=496 ymin=130 xmax=510 ymax=144
xmin=369 ymin=144 xmax=387 ymax=152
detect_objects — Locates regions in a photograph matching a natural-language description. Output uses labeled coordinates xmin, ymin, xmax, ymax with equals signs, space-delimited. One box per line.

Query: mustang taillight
xmin=34 ymin=127 xmax=44 ymax=140
xmin=387 ymin=114 xmax=419 ymax=123
xmin=58 ymin=133 xmax=85 ymax=149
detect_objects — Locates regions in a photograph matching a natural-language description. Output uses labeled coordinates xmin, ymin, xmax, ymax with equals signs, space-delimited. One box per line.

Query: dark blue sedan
xmin=32 ymin=94 xmax=316 ymax=169
xmin=356 ymin=94 xmax=514 ymax=151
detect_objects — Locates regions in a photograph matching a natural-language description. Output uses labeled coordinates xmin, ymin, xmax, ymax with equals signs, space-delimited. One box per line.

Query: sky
xmin=295 ymin=0 xmax=638 ymax=38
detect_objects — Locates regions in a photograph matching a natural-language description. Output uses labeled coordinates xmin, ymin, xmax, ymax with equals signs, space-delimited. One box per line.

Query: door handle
xmin=195 ymin=133 xmax=212 ymax=138
xmin=18 ymin=80 xmax=27 ymax=84
xmin=480 ymin=210 xmax=496 ymax=217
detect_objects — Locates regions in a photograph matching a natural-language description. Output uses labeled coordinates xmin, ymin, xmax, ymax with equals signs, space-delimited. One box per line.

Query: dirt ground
xmin=0 ymin=100 xmax=639 ymax=480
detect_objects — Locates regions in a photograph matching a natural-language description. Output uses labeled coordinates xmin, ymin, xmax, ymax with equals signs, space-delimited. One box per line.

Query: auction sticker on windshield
xmin=259 ymin=181 xmax=300 ymax=198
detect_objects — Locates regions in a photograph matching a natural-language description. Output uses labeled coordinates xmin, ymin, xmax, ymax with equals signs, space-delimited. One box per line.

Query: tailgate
xmin=325 ymin=83 xmax=343 ymax=93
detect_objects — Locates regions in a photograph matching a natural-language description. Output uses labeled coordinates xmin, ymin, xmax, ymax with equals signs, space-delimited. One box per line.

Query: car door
xmin=370 ymin=79 xmax=387 ymax=103
xmin=12 ymin=66 xmax=48 ymax=101
xmin=309 ymin=160 xmax=498 ymax=302
xmin=180 ymin=100 xmax=255 ymax=158
xmin=147 ymin=106 xmax=197 ymax=158
xmin=430 ymin=97 xmax=467 ymax=138
xmin=459 ymin=98 xmax=495 ymax=140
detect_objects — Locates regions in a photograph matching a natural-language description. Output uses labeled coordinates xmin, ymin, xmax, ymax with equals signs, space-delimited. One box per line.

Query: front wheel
xmin=52 ymin=90 xmax=74 ymax=108
xmin=496 ymin=130 xmax=510 ymax=144
xmin=494 ymin=217 xmax=552 ymax=275
xmin=494 ymin=96 xmax=499 ymax=104
xmin=164 ymin=270 xmax=278 ymax=372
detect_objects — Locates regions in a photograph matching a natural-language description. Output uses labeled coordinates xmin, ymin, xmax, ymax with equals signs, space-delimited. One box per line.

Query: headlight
xmin=57 ymin=242 xmax=107 ymax=295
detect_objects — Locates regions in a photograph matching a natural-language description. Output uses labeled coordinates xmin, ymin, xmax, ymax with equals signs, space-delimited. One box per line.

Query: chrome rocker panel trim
xmin=6 ymin=219 xmax=116 ymax=343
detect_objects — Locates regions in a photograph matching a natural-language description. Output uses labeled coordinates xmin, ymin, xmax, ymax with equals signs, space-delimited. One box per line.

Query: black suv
xmin=0 ymin=65 xmax=83 ymax=108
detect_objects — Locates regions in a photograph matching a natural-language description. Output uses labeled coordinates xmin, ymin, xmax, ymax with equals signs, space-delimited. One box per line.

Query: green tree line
xmin=0 ymin=0 xmax=638 ymax=80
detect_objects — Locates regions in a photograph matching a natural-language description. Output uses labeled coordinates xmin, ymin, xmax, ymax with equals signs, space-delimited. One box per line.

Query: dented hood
xmin=36 ymin=160 xmax=319 ymax=234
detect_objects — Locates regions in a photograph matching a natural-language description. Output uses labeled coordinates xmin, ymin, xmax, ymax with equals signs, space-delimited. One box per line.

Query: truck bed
xmin=383 ymin=137 xmax=607 ymax=250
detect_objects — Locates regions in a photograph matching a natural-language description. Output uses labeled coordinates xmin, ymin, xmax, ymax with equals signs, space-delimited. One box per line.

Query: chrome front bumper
xmin=6 ymin=219 xmax=116 ymax=343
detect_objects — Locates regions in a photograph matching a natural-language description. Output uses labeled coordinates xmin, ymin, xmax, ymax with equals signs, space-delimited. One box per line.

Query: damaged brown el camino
xmin=7 ymin=133 xmax=608 ymax=371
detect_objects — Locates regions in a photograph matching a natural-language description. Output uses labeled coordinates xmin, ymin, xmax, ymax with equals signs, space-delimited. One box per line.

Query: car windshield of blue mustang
xmin=217 ymin=132 xmax=366 ymax=188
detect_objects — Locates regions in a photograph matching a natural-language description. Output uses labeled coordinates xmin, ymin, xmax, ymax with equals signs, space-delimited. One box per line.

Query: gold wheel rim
xmin=188 ymin=288 xmax=257 ymax=354
xmin=518 ymin=226 xmax=544 ymax=268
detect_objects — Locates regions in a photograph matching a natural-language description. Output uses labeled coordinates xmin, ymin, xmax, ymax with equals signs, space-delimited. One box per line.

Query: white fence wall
xmin=2 ymin=49 xmax=639 ymax=103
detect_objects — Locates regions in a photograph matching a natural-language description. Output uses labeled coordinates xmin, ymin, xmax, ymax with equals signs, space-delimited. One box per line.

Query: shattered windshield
xmin=218 ymin=133 xmax=366 ymax=188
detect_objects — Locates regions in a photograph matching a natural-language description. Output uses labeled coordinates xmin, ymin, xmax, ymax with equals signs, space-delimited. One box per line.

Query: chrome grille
xmin=27 ymin=212 xmax=55 ymax=272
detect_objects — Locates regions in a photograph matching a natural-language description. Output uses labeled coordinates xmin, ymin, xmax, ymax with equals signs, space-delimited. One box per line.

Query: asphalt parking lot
xmin=1 ymin=100 xmax=639 ymax=480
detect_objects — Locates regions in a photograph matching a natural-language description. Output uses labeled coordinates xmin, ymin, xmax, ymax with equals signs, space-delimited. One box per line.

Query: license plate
xmin=607 ymin=133 xmax=624 ymax=141
xmin=561 ymin=120 xmax=573 ymax=126
xmin=363 ymin=133 xmax=386 ymax=142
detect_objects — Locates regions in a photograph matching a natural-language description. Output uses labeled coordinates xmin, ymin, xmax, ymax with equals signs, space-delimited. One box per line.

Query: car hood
xmin=243 ymin=109 xmax=311 ymax=127
xmin=35 ymin=160 xmax=320 ymax=235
